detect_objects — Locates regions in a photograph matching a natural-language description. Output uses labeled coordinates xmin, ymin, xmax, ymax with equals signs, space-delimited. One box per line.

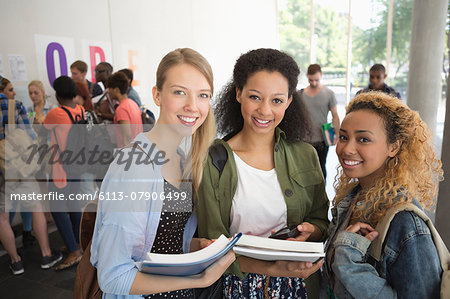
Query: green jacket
xmin=197 ymin=128 xmax=330 ymax=299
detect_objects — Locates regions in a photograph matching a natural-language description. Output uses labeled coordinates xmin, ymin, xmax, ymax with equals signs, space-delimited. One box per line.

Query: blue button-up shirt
xmin=0 ymin=94 xmax=36 ymax=140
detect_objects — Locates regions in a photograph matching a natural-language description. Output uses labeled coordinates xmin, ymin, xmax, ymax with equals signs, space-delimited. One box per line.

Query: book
xmin=236 ymin=234 xmax=323 ymax=253
xmin=233 ymin=246 xmax=324 ymax=263
xmin=321 ymin=122 xmax=335 ymax=146
xmin=135 ymin=233 xmax=241 ymax=276
xmin=233 ymin=234 xmax=324 ymax=262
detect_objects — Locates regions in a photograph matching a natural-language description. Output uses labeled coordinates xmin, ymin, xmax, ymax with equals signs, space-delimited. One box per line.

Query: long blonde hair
xmin=334 ymin=92 xmax=443 ymax=225
xmin=155 ymin=48 xmax=216 ymax=196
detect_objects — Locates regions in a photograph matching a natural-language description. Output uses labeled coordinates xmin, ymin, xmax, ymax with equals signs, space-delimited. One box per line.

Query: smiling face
xmin=153 ymin=63 xmax=211 ymax=136
xmin=237 ymin=71 xmax=291 ymax=137
xmin=336 ymin=109 xmax=399 ymax=189
xmin=28 ymin=85 xmax=45 ymax=105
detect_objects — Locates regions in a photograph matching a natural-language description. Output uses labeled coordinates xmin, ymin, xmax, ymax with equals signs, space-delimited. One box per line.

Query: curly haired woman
xmin=322 ymin=92 xmax=443 ymax=298
xmin=197 ymin=48 xmax=329 ymax=299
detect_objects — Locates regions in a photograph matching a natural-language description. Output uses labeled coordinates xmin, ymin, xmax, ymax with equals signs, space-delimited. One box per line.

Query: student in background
xmin=322 ymin=92 xmax=442 ymax=298
xmin=27 ymin=80 xmax=55 ymax=124
xmin=44 ymin=76 xmax=85 ymax=270
xmin=356 ymin=64 xmax=401 ymax=99
xmin=71 ymin=60 xmax=103 ymax=98
xmin=301 ymin=64 xmax=340 ymax=179
xmin=9 ymin=80 xmax=56 ymax=247
xmin=107 ymin=72 xmax=143 ymax=147
xmin=197 ymin=49 xmax=329 ymax=299
xmin=26 ymin=80 xmax=56 ymax=225
xmin=94 ymin=62 xmax=113 ymax=92
xmin=93 ymin=62 xmax=116 ymax=122
xmin=74 ymin=81 xmax=98 ymax=198
xmin=74 ymin=81 xmax=98 ymax=123
xmin=90 ymin=48 xmax=235 ymax=298
xmin=118 ymin=68 xmax=142 ymax=108
xmin=1 ymin=78 xmax=35 ymax=248
xmin=0 ymin=78 xmax=62 ymax=275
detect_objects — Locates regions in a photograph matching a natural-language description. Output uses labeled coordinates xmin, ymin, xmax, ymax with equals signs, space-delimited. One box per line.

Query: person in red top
xmin=107 ymin=72 xmax=143 ymax=147
xmin=43 ymin=76 xmax=84 ymax=270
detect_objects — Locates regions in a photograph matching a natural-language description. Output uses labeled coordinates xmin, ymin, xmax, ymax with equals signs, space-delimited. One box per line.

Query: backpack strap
xmin=60 ymin=106 xmax=85 ymax=124
xmin=7 ymin=99 xmax=15 ymax=130
xmin=209 ymin=143 xmax=228 ymax=177
xmin=369 ymin=203 xmax=450 ymax=274
xmin=59 ymin=106 xmax=75 ymax=124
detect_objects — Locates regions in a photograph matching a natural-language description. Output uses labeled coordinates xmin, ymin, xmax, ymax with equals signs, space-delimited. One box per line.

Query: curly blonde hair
xmin=333 ymin=92 xmax=443 ymax=226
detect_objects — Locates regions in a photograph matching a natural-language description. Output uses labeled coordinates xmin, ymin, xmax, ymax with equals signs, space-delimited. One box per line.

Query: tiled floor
xmin=0 ymin=225 xmax=76 ymax=298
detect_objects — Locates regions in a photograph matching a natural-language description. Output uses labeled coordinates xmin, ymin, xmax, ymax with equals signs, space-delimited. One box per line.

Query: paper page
xmin=233 ymin=246 xmax=324 ymax=263
xmin=237 ymin=234 xmax=324 ymax=253
xmin=8 ymin=55 xmax=27 ymax=81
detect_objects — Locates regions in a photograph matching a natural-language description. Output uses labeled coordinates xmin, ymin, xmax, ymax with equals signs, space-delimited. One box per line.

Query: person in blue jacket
xmin=322 ymin=92 xmax=443 ymax=298
xmin=90 ymin=48 xmax=235 ymax=298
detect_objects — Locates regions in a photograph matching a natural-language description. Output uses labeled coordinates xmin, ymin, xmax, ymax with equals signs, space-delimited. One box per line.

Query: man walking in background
xmin=300 ymin=64 xmax=340 ymax=179
xmin=356 ymin=63 xmax=401 ymax=99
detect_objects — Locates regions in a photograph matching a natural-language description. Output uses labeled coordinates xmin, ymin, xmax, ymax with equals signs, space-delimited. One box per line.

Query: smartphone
xmin=269 ymin=226 xmax=301 ymax=240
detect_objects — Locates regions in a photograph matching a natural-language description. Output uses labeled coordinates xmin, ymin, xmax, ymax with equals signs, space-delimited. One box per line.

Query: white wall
xmin=0 ymin=0 xmax=279 ymax=118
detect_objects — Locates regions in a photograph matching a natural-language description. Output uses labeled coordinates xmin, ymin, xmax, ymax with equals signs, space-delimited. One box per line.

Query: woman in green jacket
xmin=197 ymin=48 xmax=329 ymax=299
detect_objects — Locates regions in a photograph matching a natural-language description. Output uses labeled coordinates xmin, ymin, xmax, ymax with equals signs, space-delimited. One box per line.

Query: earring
xmin=387 ymin=156 xmax=399 ymax=167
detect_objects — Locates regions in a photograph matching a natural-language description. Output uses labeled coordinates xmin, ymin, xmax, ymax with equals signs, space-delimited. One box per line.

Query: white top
xmin=229 ymin=152 xmax=287 ymax=237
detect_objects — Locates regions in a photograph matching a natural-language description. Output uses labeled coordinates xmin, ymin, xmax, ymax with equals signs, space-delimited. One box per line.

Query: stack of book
xmin=234 ymin=234 xmax=324 ymax=263
xmin=136 ymin=233 xmax=324 ymax=276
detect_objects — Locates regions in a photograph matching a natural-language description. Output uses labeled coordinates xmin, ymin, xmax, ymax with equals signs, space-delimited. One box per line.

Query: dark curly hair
xmin=107 ymin=72 xmax=129 ymax=95
xmin=214 ymin=48 xmax=310 ymax=142
xmin=53 ymin=76 xmax=76 ymax=100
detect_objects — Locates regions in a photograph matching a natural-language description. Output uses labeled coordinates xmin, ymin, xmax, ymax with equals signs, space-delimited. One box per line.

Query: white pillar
xmin=437 ymin=64 xmax=450 ymax=247
xmin=408 ymin=0 xmax=449 ymax=246
xmin=309 ymin=0 xmax=315 ymax=64
xmin=385 ymin=0 xmax=393 ymax=75
xmin=406 ymin=0 xmax=447 ymax=134
xmin=436 ymin=2 xmax=450 ymax=247
xmin=345 ymin=0 xmax=352 ymax=104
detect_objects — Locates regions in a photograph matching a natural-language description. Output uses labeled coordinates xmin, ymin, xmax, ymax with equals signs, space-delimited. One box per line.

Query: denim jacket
xmin=321 ymin=186 xmax=442 ymax=299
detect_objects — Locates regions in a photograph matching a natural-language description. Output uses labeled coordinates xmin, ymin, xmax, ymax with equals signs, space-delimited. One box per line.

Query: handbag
xmin=73 ymin=201 xmax=103 ymax=299
xmin=0 ymin=99 xmax=40 ymax=179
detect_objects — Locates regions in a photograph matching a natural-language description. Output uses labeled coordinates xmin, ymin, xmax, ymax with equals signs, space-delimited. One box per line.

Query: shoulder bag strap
xmin=209 ymin=143 xmax=228 ymax=178
xmin=52 ymin=129 xmax=62 ymax=155
xmin=369 ymin=203 xmax=450 ymax=271
xmin=7 ymin=99 xmax=16 ymax=131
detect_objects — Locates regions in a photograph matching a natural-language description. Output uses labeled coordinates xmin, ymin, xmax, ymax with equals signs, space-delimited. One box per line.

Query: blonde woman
xmin=90 ymin=48 xmax=235 ymax=298
xmin=27 ymin=80 xmax=55 ymax=124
